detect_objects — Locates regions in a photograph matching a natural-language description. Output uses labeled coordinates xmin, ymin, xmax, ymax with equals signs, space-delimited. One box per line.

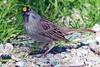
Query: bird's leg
xmin=40 ymin=43 xmax=49 ymax=50
xmin=43 ymin=42 xmax=55 ymax=56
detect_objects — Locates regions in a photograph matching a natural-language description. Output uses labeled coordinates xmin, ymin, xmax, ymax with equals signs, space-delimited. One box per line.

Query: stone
xmin=95 ymin=32 xmax=100 ymax=44
xmin=16 ymin=60 xmax=27 ymax=67
xmin=89 ymin=44 xmax=100 ymax=55
xmin=92 ymin=24 xmax=100 ymax=32
xmin=4 ymin=43 xmax=14 ymax=53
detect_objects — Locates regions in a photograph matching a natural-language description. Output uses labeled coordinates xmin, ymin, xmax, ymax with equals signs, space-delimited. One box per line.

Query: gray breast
xmin=24 ymin=22 xmax=52 ymax=43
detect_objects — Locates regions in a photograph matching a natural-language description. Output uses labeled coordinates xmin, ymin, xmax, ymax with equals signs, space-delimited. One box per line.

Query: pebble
xmin=95 ymin=31 xmax=100 ymax=44
xmin=37 ymin=58 xmax=48 ymax=63
xmin=16 ymin=60 xmax=27 ymax=67
xmin=0 ymin=54 xmax=11 ymax=59
xmin=4 ymin=43 xmax=14 ymax=53
xmin=46 ymin=53 xmax=54 ymax=58
xmin=54 ymin=64 xmax=62 ymax=67
xmin=92 ymin=24 xmax=100 ymax=32
xmin=92 ymin=23 xmax=100 ymax=44
xmin=0 ymin=43 xmax=13 ymax=53
xmin=89 ymin=44 xmax=100 ymax=55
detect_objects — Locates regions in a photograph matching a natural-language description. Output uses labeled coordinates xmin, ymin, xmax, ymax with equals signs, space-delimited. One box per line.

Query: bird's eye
xmin=28 ymin=8 xmax=31 ymax=12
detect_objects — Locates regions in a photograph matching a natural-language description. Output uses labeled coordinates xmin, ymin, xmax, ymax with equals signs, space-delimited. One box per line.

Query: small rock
xmin=95 ymin=31 xmax=100 ymax=44
xmin=11 ymin=55 xmax=20 ymax=61
xmin=81 ymin=39 xmax=95 ymax=44
xmin=92 ymin=24 xmax=100 ymax=32
xmin=55 ymin=64 xmax=62 ymax=67
xmin=36 ymin=61 xmax=45 ymax=67
xmin=3 ymin=60 xmax=16 ymax=67
xmin=32 ymin=64 xmax=38 ymax=67
xmin=77 ymin=48 xmax=88 ymax=56
xmin=38 ymin=58 xmax=48 ymax=63
xmin=48 ymin=57 xmax=57 ymax=65
xmin=92 ymin=24 xmax=100 ymax=43
xmin=81 ymin=46 xmax=89 ymax=49
xmin=16 ymin=60 xmax=27 ymax=67
xmin=46 ymin=53 xmax=54 ymax=58
xmin=4 ymin=43 xmax=14 ymax=53
xmin=66 ymin=64 xmax=85 ymax=67
xmin=89 ymin=44 xmax=100 ymax=55
xmin=0 ymin=54 xmax=12 ymax=63
xmin=0 ymin=54 xmax=11 ymax=59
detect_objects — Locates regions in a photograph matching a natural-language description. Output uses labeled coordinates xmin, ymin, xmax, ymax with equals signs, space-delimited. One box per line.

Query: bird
xmin=22 ymin=6 xmax=95 ymax=56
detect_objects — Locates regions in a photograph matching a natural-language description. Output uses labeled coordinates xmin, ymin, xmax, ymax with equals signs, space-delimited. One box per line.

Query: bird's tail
xmin=61 ymin=28 xmax=96 ymax=35
xmin=62 ymin=28 xmax=96 ymax=42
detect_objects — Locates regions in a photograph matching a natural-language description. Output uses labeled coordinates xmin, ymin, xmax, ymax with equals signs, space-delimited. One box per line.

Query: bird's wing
xmin=37 ymin=19 xmax=66 ymax=41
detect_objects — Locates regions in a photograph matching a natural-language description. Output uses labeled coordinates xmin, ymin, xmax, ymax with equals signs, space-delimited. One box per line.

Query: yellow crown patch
xmin=23 ymin=7 xmax=27 ymax=12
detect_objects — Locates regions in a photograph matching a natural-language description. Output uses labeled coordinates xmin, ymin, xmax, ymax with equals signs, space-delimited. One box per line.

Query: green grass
xmin=0 ymin=0 xmax=100 ymax=43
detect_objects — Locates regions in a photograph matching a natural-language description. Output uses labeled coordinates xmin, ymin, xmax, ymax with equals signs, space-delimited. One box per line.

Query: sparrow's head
xmin=22 ymin=6 xmax=41 ymax=23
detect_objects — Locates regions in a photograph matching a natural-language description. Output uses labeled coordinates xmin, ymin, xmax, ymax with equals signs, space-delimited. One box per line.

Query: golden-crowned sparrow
xmin=22 ymin=6 xmax=95 ymax=56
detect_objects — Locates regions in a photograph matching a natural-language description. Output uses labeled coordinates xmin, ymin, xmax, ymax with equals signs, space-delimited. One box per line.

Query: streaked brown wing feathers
xmin=37 ymin=19 xmax=66 ymax=41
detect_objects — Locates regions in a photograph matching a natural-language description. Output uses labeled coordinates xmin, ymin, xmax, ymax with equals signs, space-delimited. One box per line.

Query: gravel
xmin=3 ymin=44 xmax=99 ymax=67
xmin=1 ymin=24 xmax=100 ymax=67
